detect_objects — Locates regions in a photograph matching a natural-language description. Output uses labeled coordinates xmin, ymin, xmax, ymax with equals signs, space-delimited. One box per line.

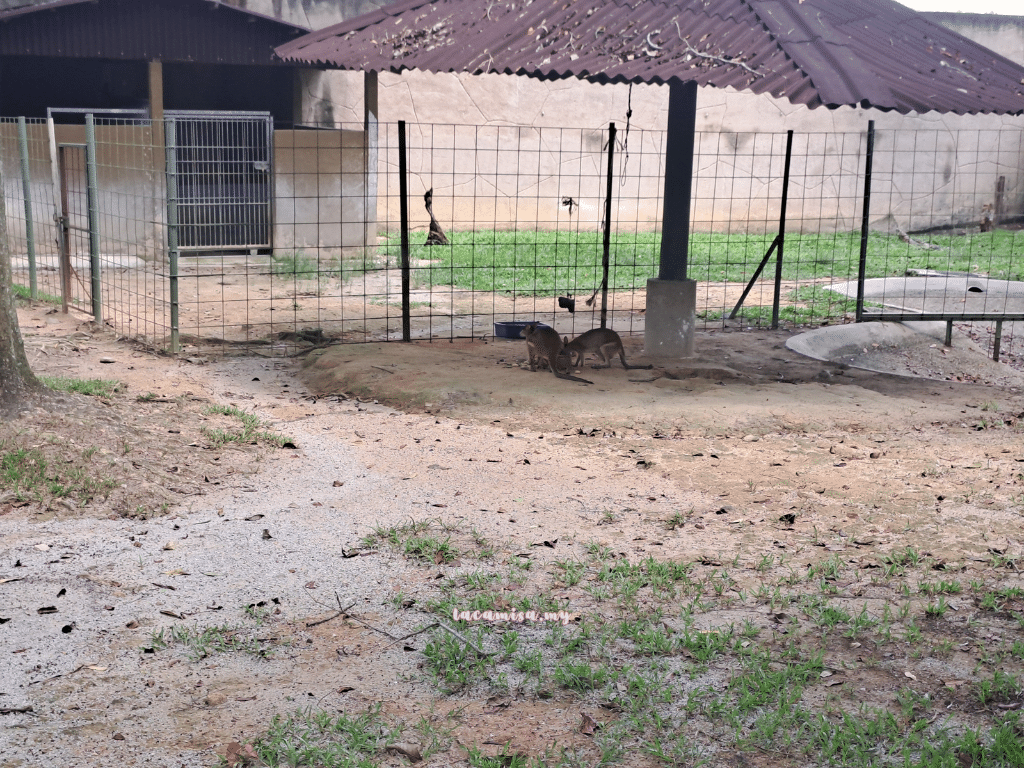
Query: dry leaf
xmin=386 ymin=743 xmax=422 ymax=763
xmin=580 ymin=712 xmax=600 ymax=735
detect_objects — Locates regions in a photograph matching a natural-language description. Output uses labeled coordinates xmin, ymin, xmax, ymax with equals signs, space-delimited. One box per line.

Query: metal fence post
xmin=729 ymin=131 xmax=793 ymax=322
xmin=164 ymin=118 xmax=180 ymax=354
xmin=46 ymin=115 xmax=70 ymax=313
xmin=85 ymin=115 xmax=102 ymax=323
xmin=601 ymin=122 xmax=616 ymax=330
xmin=856 ymin=120 xmax=875 ymax=324
xmin=16 ymin=117 xmax=37 ymax=299
xmin=398 ymin=120 xmax=411 ymax=342
xmin=771 ymin=130 xmax=794 ymax=329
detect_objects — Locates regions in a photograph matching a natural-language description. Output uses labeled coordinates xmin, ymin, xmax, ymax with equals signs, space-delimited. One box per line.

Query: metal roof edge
xmin=276 ymin=0 xmax=432 ymax=60
xmin=0 ymin=0 xmax=89 ymax=22
xmin=0 ymin=0 xmax=310 ymax=31
xmin=209 ymin=0 xmax=309 ymax=32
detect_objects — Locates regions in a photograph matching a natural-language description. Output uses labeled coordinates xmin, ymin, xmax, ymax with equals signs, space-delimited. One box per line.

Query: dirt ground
xmin=3 ymin=300 xmax=1024 ymax=767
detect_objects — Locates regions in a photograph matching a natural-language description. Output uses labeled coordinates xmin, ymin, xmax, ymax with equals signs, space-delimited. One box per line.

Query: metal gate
xmin=165 ymin=111 xmax=273 ymax=251
xmin=55 ymin=142 xmax=91 ymax=313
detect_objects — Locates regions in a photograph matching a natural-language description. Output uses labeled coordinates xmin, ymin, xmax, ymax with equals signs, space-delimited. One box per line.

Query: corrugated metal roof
xmin=0 ymin=0 xmax=309 ymax=65
xmin=275 ymin=0 xmax=1024 ymax=115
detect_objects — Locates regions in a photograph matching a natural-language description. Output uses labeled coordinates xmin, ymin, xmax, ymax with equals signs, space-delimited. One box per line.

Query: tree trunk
xmin=0 ymin=177 xmax=46 ymax=417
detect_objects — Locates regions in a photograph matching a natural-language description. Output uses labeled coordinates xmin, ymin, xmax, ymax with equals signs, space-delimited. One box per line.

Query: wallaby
xmin=561 ymin=328 xmax=653 ymax=370
xmin=520 ymin=324 xmax=593 ymax=384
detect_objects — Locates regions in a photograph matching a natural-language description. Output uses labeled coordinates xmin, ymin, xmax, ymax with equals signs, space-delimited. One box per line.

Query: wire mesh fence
xmin=1 ymin=117 xmax=63 ymax=306
xmin=2 ymin=114 xmax=1023 ymax=366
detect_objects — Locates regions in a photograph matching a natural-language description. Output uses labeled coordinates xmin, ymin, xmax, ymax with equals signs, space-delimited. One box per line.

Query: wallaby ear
xmin=563 ymin=336 xmax=568 ymax=344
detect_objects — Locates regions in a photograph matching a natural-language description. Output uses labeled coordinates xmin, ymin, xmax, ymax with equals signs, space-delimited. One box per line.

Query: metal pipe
xmin=17 ymin=117 xmax=37 ymax=299
xmin=164 ymin=118 xmax=180 ymax=354
xmin=49 ymin=118 xmax=69 ymax=313
xmin=601 ymin=122 xmax=616 ymax=330
xmin=856 ymin=120 xmax=875 ymax=324
xmin=398 ymin=120 xmax=410 ymax=343
xmin=57 ymin=146 xmax=71 ymax=313
xmin=658 ymin=80 xmax=698 ymax=282
xmin=85 ymin=115 xmax=102 ymax=324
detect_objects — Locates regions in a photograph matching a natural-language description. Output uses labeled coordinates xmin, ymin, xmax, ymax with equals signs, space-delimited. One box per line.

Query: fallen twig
xmin=672 ymin=21 xmax=762 ymax=76
xmin=29 ymin=665 xmax=84 ymax=686
xmin=306 ymin=594 xmax=356 ymax=628
xmin=437 ymin=620 xmax=493 ymax=657
xmin=896 ymin=227 xmax=943 ymax=251
xmin=379 ymin=622 xmax=440 ymax=652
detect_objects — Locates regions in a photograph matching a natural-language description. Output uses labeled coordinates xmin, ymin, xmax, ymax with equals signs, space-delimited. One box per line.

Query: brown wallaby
xmin=520 ymin=324 xmax=593 ymax=384
xmin=561 ymin=328 xmax=653 ymax=370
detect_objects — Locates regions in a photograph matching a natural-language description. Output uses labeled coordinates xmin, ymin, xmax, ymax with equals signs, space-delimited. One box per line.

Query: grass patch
xmin=271 ymin=249 xmax=374 ymax=287
xmin=12 ymin=283 xmax=63 ymax=306
xmin=381 ymin=228 xmax=1024 ymax=299
xmin=232 ymin=704 xmax=401 ymax=767
xmin=148 ymin=624 xmax=272 ymax=661
xmin=1 ymin=443 xmax=118 ymax=505
xmin=40 ymin=375 xmax=123 ymax=398
xmin=147 ymin=611 xmax=279 ymax=661
xmin=347 ymin=522 xmax=1024 ymax=766
xmin=228 ymin=485 xmax=1024 ymax=767
xmin=362 ymin=518 xmax=461 ymax=564
xmin=200 ymin=404 xmax=292 ymax=447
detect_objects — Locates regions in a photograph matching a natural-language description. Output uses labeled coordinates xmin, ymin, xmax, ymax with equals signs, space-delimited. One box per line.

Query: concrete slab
xmin=828 ymin=275 xmax=1024 ymax=316
xmin=786 ymin=320 xmax=1024 ymax=385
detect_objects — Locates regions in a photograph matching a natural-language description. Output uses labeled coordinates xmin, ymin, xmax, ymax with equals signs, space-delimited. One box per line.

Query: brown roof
xmin=275 ymin=0 xmax=1024 ymax=114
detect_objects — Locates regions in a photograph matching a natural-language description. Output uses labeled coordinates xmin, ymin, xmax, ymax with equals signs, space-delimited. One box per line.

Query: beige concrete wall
xmin=925 ymin=12 xmax=1024 ymax=65
xmin=370 ymin=73 xmax=1024 ymax=235
xmin=273 ymin=128 xmax=368 ymax=257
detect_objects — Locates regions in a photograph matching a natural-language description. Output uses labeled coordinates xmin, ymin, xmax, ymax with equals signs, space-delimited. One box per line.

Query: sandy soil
xmin=3 ymin=302 xmax=1024 ymax=767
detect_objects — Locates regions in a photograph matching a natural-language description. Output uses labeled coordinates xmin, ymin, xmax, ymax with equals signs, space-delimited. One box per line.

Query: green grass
xmin=228 ymin=511 xmax=1024 ymax=768
xmin=231 ymin=704 xmax=403 ymax=768
xmin=200 ymin=404 xmax=292 ymax=447
xmin=40 ymin=376 xmax=123 ymax=398
xmin=271 ymin=249 xmax=374 ymax=285
xmin=382 ymin=228 xmax=1024 ymax=298
xmin=148 ymin=622 xmax=275 ymax=661
xmin=1 ymin=443 xmax=118 ymax=505
xmin=12 ymin=283 xmax=63 ymax=305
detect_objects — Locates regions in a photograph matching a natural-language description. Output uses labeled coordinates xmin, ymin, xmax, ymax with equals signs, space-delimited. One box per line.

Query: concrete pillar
xmin=645 ymin=278 xmax=697 ymax=358
xmin=645 ymin=78 xmax=698 ymax=359
xmin=363 ymin=71 xmax=379 ymax=257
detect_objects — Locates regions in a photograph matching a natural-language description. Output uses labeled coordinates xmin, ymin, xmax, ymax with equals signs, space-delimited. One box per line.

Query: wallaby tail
xmin=554 ymin=371 xmax=593 ymax=385
xmin=619 ymin=350 xmax=653 ymax=370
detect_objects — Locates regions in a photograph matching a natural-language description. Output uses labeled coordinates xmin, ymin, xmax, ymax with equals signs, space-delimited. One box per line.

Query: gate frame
xmin=163 ymin=109 xmax=274 ymax=253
